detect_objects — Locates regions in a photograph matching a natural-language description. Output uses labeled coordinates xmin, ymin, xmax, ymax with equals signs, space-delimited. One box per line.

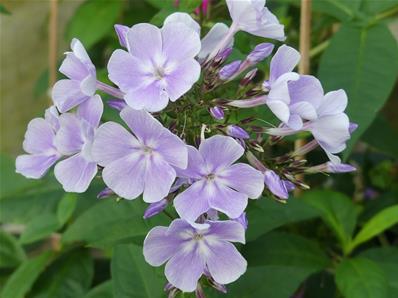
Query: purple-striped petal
xmin=16 ymin=154 xmax=58 ymax=179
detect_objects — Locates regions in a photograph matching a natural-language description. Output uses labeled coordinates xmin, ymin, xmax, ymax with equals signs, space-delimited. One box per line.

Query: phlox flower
xmin=143 ymin=219 xmax=247 ymax=292
xmin=54 ymin=95 xmax=103 ymax=192
xmin=107 ymin=18 xmax=201 ymax=112
xmin=174 ymin=135 xmax=264 ymax=222
xmin=16 ymin=106 xmax=61 ymax=179
xmin=52 ymin=39 xmax=96 ymax=112
xmin=92 ymin=107 xmax=188 ymax=202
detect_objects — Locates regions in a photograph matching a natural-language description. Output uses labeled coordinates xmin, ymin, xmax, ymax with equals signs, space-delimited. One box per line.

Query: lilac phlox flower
xmin=174 ymin=135 xmax=264 ymax=222
xmin=233 ymin=212 xmax=248 ymax=230
xmin=16 ymin=106 xmax=61 ymax=179
xmin=263 ymin=45 xmax=302 ymax=126
xmin=143 ymin=219 xmax=247 ymax=292
xmin=52 ymin=38 xmax=96 ymax=112
xmin=92 ymin=107 xmax=188 ymax=202
xmin=54 ymin=95 xmax=103 ymax=192
xmin=264 ymin=170 xmax=292 ymax=199
xmin=107 ymin=17 xmax=201 ymax=112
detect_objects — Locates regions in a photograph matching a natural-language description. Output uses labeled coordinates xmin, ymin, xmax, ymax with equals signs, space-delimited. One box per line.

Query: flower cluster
xmin=16 ymin=0 xmax=356 ymax=295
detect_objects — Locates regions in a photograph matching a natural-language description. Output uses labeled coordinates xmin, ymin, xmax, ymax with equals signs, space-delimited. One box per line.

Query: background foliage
xmin=1 ymin=0 xmax=398 ymax=297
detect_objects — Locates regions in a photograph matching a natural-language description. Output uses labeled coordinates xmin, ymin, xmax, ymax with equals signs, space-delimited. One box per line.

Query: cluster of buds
xmin=16 ymin=0 xmax=356 ymax=296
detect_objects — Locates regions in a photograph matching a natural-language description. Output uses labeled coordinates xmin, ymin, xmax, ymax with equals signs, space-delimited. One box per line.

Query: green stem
xmin=309 ymin=39 xmax=330 ymax=58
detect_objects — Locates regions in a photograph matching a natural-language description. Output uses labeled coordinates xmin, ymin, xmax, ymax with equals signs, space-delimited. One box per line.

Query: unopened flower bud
xmin=97 ymin=187 xmax=114 ymax=199
xmin=143 ymin=199 xmax=168 ymax=219
xmin=214 ymin=47 xmax=233 ymax=64
xmin=240 ymin=68 xmax=258 ymax=86
xmin=209 ymin=106 xmax=224 ymax=120
xmin=327 ymin=162 xmax=356 ymax=173
xmin=264 ymin=170 xmax=289 ymax=199
xmin=107 ymin=99 xmax=127 ymax=111
xmin=219 ymin=60 xmax=241 ymax=80
xmin=349 ymin=122 xmax=358 ymax=134
xmin=247 ymin=43 xmax=274 ymax=63
xmin=226 ymin=125 xmax=250 ymax=139
xmin=195 ymin=284 xmax=206 ymax=298
xmin=114 ymin=24 xmax=129 ymax=48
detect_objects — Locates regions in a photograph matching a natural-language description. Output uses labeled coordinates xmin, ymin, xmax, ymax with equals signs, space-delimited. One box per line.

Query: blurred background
xmin=1 ymin=1 xmax=398 ymax=298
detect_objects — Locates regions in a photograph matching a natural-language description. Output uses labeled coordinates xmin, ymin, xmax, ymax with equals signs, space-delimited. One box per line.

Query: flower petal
xmin=165 ymin=248 xmax=205 ymax=292
xmin=218 ymin=163 xmax=264 ymax=198
xmin=174 ymin=180 xmax=211 ymax=222
xmin=206 ymin=241 xmax=247 ymax=285
xmin=16 ymin=154 xmax=58 ymax=179
xmin=127 ymin=23 xmax=162 ymax=60
xmin=198 ymin=23 xmax=230 ymax=61
xmin=124 ymin=82 xmax=169 ymax=112
xmin=22 ymin=118 xmax=56 ymax=154
xmin=266 ymin=100 xmax=290 ymax=123
xmin=199 ymin=135 xmax=244 ymax=171
xmin=59 ymin=53 xmax=89 ymax=81
xmin=288 ymin=75 xmax=323 ymax=109
xmin=54 ymin=114 xmax=84 ymax=155
xmin=143 ymin=155 xmax=176 ymax=203
xmin=52 ymin=79 xmax=88 ymax=113
xmin=264 ymin=170 xmax=288 ymax=199
xmin=143 ymin=226 xmax=182 ymax=266
xmin=290 ymin=101 xmax=318 ymax=121
xmin=208 ymin=182 xmax=248 ymax=219
xmin=154 ymin=133 xmax=188 ymax=170
xmin=101 ymin=152 xmax=145 ymax=200
xmin=161 ymin=21 xmax=201 ymax=61
xmin=54 ymin=153 xmax=97 ymax=192
xmin=207 ymin=220 xmax=246 ymax=244
xmin=92 ymin=122 xmax=139 ymax=166
xmin=77 ymin=95 xmax=103 ymax=128
xmin=270 ymin=45 xmax=300 ymax=82
xmin=114 ymin=24 xmax=129 ymax=48
xmin=176 ymin=146 xmax=207 ymax=179
xmin=317 ymin=89 xmax=348 ymax=117
xmin=163 ymin=12 xmax=200 ymax=35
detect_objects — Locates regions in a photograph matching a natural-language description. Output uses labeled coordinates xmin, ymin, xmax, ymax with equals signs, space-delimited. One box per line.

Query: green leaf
xmin=57 ymin=193 xmax=77 ymax=226
xmin=0 ymin=230 xmax=26 ymax=268
xmin=111 ymin=244 xmax=165 ymax=298
xmin=246 ymin=197 xmax=319 ymax=241
xmin=318 ymin=23 xmax=398 ymax=159
xmin=0 ymin=251 xmax=54 ymax=298
xmin=19 ymin=214 xmax=61 ymax=245
xmin=229 ymin=232 xmax=329 ymax=298
xmin=362 ymin=0 xmax=398 ymax=15
xmin=360 ymin=247 xmax=398 ymax=298
xmin=62 ymin=199 xmax=168 ymax=247
xmin=348 ymin=205 xmax=398 ymax=253
xmin=312 ymin=0 xmax=361 ymax=21
xmin=301 ymin=190 xmax=357 ymax=251
xmin=31 ymin=249 xmax=94 ymax=298
xmin=335 ymin=258 xmax=389 ymax=298
xmin=66 ymin=0 xmax=123 ymax=49
xmin=0 ymin=4 xmax=11 ymax=15
xmin=83 ymin=281 xmax=113 ymax=298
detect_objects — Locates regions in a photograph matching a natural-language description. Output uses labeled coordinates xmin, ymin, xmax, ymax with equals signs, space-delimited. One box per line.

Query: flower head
xmin=54 ymin=95 xmax=103 ymax=192
xmin=16 ymin=106 xmax=61 ymax=179
xmin=52 ymin=39 xmax=96 ymax=112
xmin=174 ymin=135 xmax=264 ymax=222
xmin=107 ymin=20 xmax=201 ymax=112
xmin=92 ymin=107 xmax=188 ymax=202
xmin=143 ymin=219 xmax=247 ymax=292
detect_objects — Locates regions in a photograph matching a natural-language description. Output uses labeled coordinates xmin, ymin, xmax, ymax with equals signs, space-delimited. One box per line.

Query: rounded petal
xmin=22 ymin=118 xmax=56 ymax=154
xmin=198 ymin=23 xmax=230 ymax=61
xmin=288 ymin=75 xmax=323 ymax=109
xmin=218 ymin=163 xmax=264 ymax=198
xmin=59 ymin=53 xmax=89 ymax=81
xmin=290 ymin=101 xmax=318 ymax=121
xmin=71 ymin=38 xmax=92 ymax=64
xmin=16 ymin=154 xmax=58 ymax=179
xmin=154 ymin=133 xmax=188 ymax=170
xmin=207 ymin=220 xmax=246 ymax=244
xmin=310 ymin=113 xmax=350 ymax=154
xmin=264 ymin=170 xmax=288 ymax=199
xmin=165 ymin=249 xmax=205 ymax=292
xmin=143 ymin=226 xmax=182 ymax=266
xmin=270 ymin=45 xmax=300 ymax=82
xmin=174 ymin=180 xmax=211 ymax=222
xmin=80 ymin=74 xmax=96 ymax=96
xmin=266 ymin=100 xmax=290 ymax=123
xmin=287 ymin=114 xmax=303 ymax=130
xmin=163 ymin=12 xmax=201 ymax=35
xmin=54 ymin=153 xmax=97 ymax=193
xmin=124 ymin=82 xmax=169 ymax=112
xmin=51 ymin=79 xmax=88 ymax=113
xmin=176 ymin=146 xmax=207 ymax=179
xmin=165 ymin=59 xmax=201 ymax=102
xmin=199 ymin=135 xmax=244 ymax=171
xmin=54 ymin=114 xmax=84 ymax=155
xmin=102 ymin=152 xmax=145 ymax=200
xmin=161 ymin=21 xmax=201 ymax=61
xmin=127 ymin=23 xmax=162 ymax=60
xmin=77 ymin=95 xmax=103 ymax=128
xmin=206 ymin=241 xmax=247 ymax=285
xmin=143 ymin=155 xmax=176 ymax=203
xmin=208 ymin=182 xmax=248 ymax=219
xmin=92 ymin=122 xmax=139 ymax=166
xmin=317 ymin=89 xmax=348 ymax=117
